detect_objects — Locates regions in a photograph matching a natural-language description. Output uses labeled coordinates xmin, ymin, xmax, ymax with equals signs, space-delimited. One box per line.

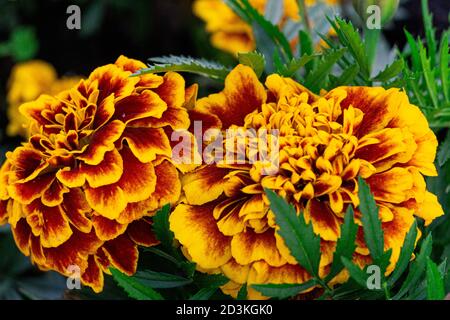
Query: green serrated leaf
xmin=194 ymin=274 xmax=229 ymax=289
xmin=372 ymin=59 xmax=404 ymax=82
xmin=332 ymin=64 xmax=359 ymax=87
xmin=393 ymin=233 xmax=433 ymax=299
xmin=331 ymin=17 xmax=370 ymax=79
xmin=281 ymin=54 xmax=316 ymax=77
xmin=252 ymin=280 xmax=317 ymax=299
xmin=305 ymin=48 xmax=346 ymax=92
xmin=418 ymin=42 xmax=439 ymax=108
xmin=439 ymin=31 xmax=449 ymax=104
xmin=404 ymin=29 xmax=421 ymax=72
xmin=111 ymin=268 xmax=164 ymax=300
xmin=152 ymin=204 xmax=173 ymax=251
xmin=341 ymin=257 xmax=368 ymax=288
xmin=238 ymin=51 xmax=266 ymax=77
xmin=388 ymin=221 xmax=418 ymax=287
xmin=325 ymin=206 xmax=358 ymax=283
xmin=136 ymin=56 xmax=230 ymax=81
xmin=239 ymin=0 xmax=293 ymax=61
xmin=437 ymin=131 xmax=450 ymax=166
xmin=237 ymin=284 xmax=248 ymax=300
xmin=133 ymin=270 xmax=192 ymax=289
xmin=358 ymin=177 xmax=384 ymax=263
xmin=265 ymin=189 xmax=321 ymax=277
xmin=426 ymin=258 xmax=445 ymax=300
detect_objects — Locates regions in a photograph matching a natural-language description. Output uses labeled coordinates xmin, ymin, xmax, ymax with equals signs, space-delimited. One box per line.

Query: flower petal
xmin=102 ymin=234 xmax=138 ymax=275
xmin=170 ymin=204 xmax=232 ymax=269
xmin=182 ymin=165 xmax=230 ymax=205
xmin=77 ymin=120 xmax=126 ymax=165
xmin=113 ymin=90 xmax=167 ymax=123
xmin=120 ymin=127 xmax=172 ymax=163
xmin=231 ymin=229 xmax=286 ymax=267
xmin=127 ymin=219 xmax=159 ymax=247
xmin=196 ymin=64 xmax=266 ymax=128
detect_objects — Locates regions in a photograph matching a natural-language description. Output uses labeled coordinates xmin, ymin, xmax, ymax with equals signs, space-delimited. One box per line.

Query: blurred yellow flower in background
xmin=193 ymin=0 xmax=340 ymax=55
xmin=6 ymin=60 xmax=81 ymax=138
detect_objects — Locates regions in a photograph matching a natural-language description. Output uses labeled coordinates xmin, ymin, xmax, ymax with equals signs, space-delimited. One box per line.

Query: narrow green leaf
xmin=426 ymin=258 xmax=445 ymax=300
xmin=437 ymin=131 xmax=450 ymax=166
xmin=299 ymin=30 xmax=315 ymax=74
xmin=358 ymin=177 xmax=384 ymax=262
xmin=237 ymin=285 xmax=248 ymax=300
xmin=265 ymin=189 xmax=321 ymax=277
xmin=419 ymin=42 xmax=439 ymax=108
xmin=152 ymin=204 xmax=173 ymax=251
xmin=189 ymin=288 xmax=218 ymax=300
xmin=331 ymin=17 xmax=370 ymax=79
xmin=133 ymin=270 xmax=192 ymax=289
xmin=111 ymin=268 xmax=164 ymax=300
xmin=193 ymin=274 xmax=229 ymax=289
xmin=332 ymin=64 xmax=359 ymax=87
xmin=393 ymin=233 xmax=433 ymax=299
xmin=281 ymin=54 xmax=316 ymax=77
xmin=325 ymin=206 xmax=358 ymax=282
xmin=252 ymin=280 xmax=317 ymax=299
xmin=136 ymin=56 xmax=230 ymax=81
xmin=439 ymin=31 xmax=449 ymax=104
xmin=372 ymin=59 xmax=404 ymax=82
xmin=240 ymin=0 xmax=293 ymax=60
xmin=238 ymin=51 xmax=266 ymax=77
xmin=404 ymin=29 xmax=420 ymax=72
xmin=341 ymin=257 xmax=368 ymax=288
xmin=388 ymin=221 xmax=418 ymax=286
xmin=264 ymin=0 xmax=284 ymax=25
xmin=421 ymin=0 xmax=437 ymax=66
xmin=305 ymin=48 xmax=346 ymax=92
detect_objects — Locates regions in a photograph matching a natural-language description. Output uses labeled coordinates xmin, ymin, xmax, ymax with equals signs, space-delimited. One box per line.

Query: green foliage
xmin=399 ymin=0 xmax=450 ymax=128
xmin=358 ymin=177 xmax=385 ymax=263
xmin=426 ymin=258 xmax=445 ymax=300
xmin=325 ymin=206 xmax=358 ymax=282
xmin=252 ymin=280 xmax=317 ymax=299
xmin=0 ymin=26 xmax=38 ymax=61
xmin=136 ymin=55 xmax=230 ymax=81
xmin=111 ymin=268 xmax=165 ymax=300
xmin=265 ymin=189 xmax=321 ymax=278
xmin=237 ymin=51 xmax=266 ymax=78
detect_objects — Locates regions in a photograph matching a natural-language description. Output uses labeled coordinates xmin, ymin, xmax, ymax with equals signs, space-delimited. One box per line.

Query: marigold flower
xmin=170 ymin=65 xmax=444 ymax=299
xmin=0 ymin=55 xmax=196 ymax=292
xmin=6 ymin=60 xmax=82 ymax=138
xmin=193 ymin=0 xmax=340 ymax=55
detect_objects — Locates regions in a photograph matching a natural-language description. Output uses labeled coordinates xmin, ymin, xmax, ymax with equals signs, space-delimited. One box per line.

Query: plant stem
xmin=364 ymin=27 xmax=381 ymax=75
xmin=383 ymin=281 xmax=391 ymax=300
xmin=297 ymin=0 xmax=312 ymax=35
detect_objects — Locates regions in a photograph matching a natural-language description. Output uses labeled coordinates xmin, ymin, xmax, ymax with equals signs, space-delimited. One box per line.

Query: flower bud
xmin=353 ymin=0 xmax=400 ymax=27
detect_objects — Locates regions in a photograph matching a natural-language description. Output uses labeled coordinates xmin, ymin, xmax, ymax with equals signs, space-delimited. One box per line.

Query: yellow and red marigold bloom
xmin=170 ymin=65 xmax=444 ymax=299
xmin=0 ymin=55 xmax=196 ymax=292
xmin=193 ymin=0 xmax=340 ymax=55
xmin=6 ymin=60 xmax=82 ymax=138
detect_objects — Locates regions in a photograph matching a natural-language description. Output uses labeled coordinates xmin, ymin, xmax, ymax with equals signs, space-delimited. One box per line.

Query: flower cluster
xmin=0 ymin=56 xmax=196 ymax=292
xmin=169 ymin=65 xmax=444 ymax=299
xmin=6 ymin=60 xmax=82 ymax=138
